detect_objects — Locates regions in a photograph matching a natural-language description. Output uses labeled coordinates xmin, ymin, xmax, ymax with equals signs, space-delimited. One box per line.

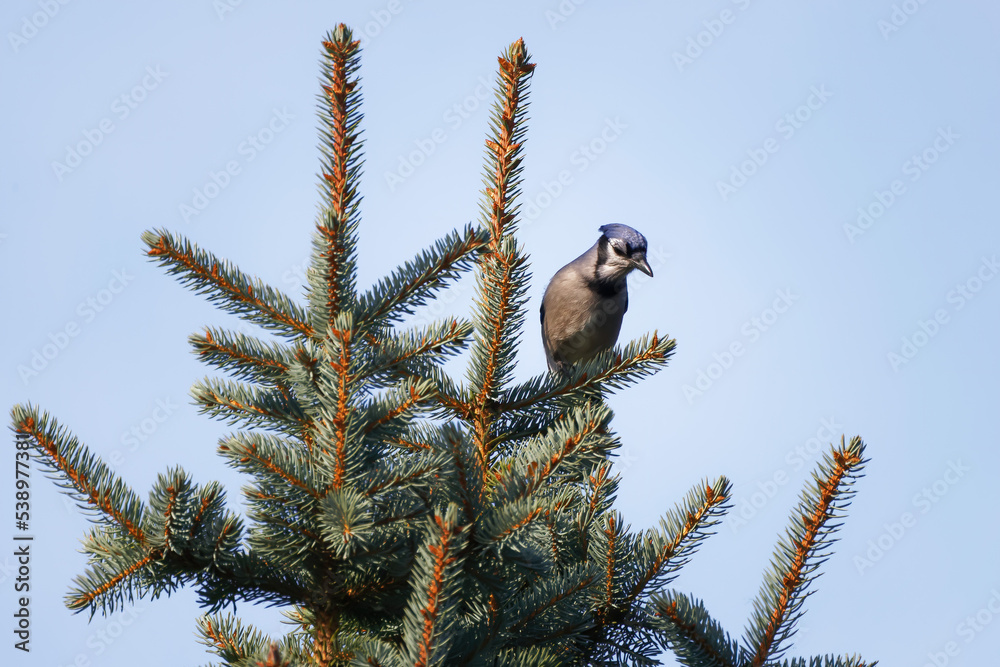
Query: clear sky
xmin=3 ymin=2 xmax=999 ymax=665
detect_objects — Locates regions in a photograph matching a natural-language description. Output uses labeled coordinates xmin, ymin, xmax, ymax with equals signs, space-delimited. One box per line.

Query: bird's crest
xmin=599 ymin=223 xmax=648 ymax=253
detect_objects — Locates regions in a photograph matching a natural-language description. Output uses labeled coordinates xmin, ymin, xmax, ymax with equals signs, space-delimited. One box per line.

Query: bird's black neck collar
xmin=592 ymin=236 xmax=627 ymax=296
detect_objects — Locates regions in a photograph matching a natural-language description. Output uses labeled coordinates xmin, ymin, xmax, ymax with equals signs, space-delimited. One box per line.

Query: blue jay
xmin=540 ymin=224 xmax=653 ymax=372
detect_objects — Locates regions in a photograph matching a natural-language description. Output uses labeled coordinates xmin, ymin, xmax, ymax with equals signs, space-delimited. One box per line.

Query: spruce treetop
xmin=12 ymin=24 xmax=876 ymax=667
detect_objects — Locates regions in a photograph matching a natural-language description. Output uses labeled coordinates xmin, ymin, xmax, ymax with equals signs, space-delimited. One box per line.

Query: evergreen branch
xmin=246 ymin=508 xmax=323 ymax=557
xmin=314 ymin=313 xmax=358 ymax=490
xmin=402 ymin=507 xmax=468 ymax=667
xmin=383 ymin=422 xmax=442 ymax=453
xmin=147 ymin=468 xmax=194 ymax=555
xmin=467 ymin=38 xmax=535 ymax=460
xmin=197 ymin=614 xmax=274 ymax=664
xmin=307 ymin=24 xmax=364 ymax=328
xmin=497 ymin=333 xmax=676 ymax=412
xmin=489 ymin=646 xmax=566 ymax=667
xmin=197 ymin=551 xmax=310 ymax=612
xmin=357 ymin=223 xmax=489 ymax=326
xmin=362 ymin=377 xmax=437 ymax=437
xmin=192 ymin=377 xmax=308 ymax=432
xmin=364 ymin=449 xmax=448 ymax=497
xmin=219 ymin=432 xmax=319 ymax=498
xmin=469 ymin=239 xmax=531 ymax=451
xmin=481 ymin=39 xmax=535 ymax=242
xmin=351 ymin=638 xmax=402 ymax=667
xmin=67 ymin=549 xmax=160 ymax=613
xmin=594 ymin=512 xmax=628 ymax=626
xmin=620 ymin=478 xmax=731 ymax=615
xmin=585 ymin=463 xmax=618 ymax=524
xmin=11 ymin=405 xmax=147 ymax=545
xmin=191 ymin=326 xmax=296 ymax=385
xmin=143 ymin=229 xmax=312 ymax=339
xmin=417 ymin=364 xmax=473 ymax=420
xmin=439 ymin=425 xmax=484 ymax=525
xmin=494 ymin=402 xmax=614 ymax=507
xmin=319 ymin=486 xmax=375 ymax=559
xmin=508 ymin=566 xmax=596 ymax=633
xmin=483 ymin=503 xmax=544 ymax=544
xmin=650 ymin=591 xmax=741 ymax=667
xmin=69 ymin=475 xmax=246 ymax=615
xmin=776 ymin=656 xmax=878 ymax=667
xmin=365 ymin=320 xmax=474 ymax=384
xmin=386 ymin=436 xmax=432 ymax=452
xmin=744 ymin=437 xmax=868 ymax=666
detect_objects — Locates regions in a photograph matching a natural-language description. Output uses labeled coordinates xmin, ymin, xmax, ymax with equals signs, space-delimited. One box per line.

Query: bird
xmin=540 ymin=223 xmax=653 ymax=372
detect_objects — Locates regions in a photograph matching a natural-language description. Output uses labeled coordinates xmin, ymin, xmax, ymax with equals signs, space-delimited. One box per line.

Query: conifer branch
xmin=308 ymin=24 xmax=364 ymax=329
xmin=68 ymin=551 xmax=160 ymax=612
xmin=488 ymin=335 xmax=676 ymax=448
xmin=596 ymin=513 xmax=624 ymax=626
xmin=143 ymin=229 xmax=313 ymax=339
xmin=361 ymin=377 xmax=435 ymax=436
xmin=403 ymin=508 xmax=467 ymax=667
xmin=313 ymin=315 xmax=357 ymax=491
xmin=651 ymin=592 xmax=741 ymax=667
xmin=494 ymin=403 xmax=613 ymax=506
xmin=192 ymin=377 xmax=308 ymax=432
xmin=774 ymin=657 xmax=877 ymax=667
xmin=11 ymin=406 xmax=147 ymax=545
xmin=744 ymin=437 xmax=868 ymax=665
xmin=620 ymin=478 xmax=730 ymax=615
xmin=468 ymin=39 xmax=535 ymax=463
xmin=366 ymin=320 xmax=474 ymax=384
xmin=440 ymin=426 xmax=483 ymax=525
xmin=191 ymin=327 xmax=295 ymax=384
xmin=219 ymin=432 xmax=319 ymax=498
xmin=580 ymin=463 xmax=618 ymax=559
xmin=197 ymin=614 xmax=276 ymax=664
xmin=509 ymin=568 xmax=595 ymax=632
xmin=357 ymin=223 xmax=489 ymax=326
xmin=502 ymin=334 xmax=676 ymax=410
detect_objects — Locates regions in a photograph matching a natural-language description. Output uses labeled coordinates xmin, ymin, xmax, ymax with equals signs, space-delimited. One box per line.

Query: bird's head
xmin=596 ymin=223 xmax=653 ymax=280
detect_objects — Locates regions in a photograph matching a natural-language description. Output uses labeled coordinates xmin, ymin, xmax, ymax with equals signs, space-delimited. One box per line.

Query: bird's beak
xmin=634 ymin=256 xmax=653 ymax=277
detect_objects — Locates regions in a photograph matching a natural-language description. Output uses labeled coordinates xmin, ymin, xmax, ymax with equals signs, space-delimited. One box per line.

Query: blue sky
xmin=3 ymin=2 xmax=999 ymax=665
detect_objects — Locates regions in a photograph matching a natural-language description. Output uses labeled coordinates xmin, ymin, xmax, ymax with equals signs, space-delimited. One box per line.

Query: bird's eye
xmin=613 ymin=244 xmax=628 ymax=256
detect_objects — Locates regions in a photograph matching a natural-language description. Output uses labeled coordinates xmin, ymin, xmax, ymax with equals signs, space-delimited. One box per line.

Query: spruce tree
xmin=11 ymin=25 xmax=876 ymax=667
